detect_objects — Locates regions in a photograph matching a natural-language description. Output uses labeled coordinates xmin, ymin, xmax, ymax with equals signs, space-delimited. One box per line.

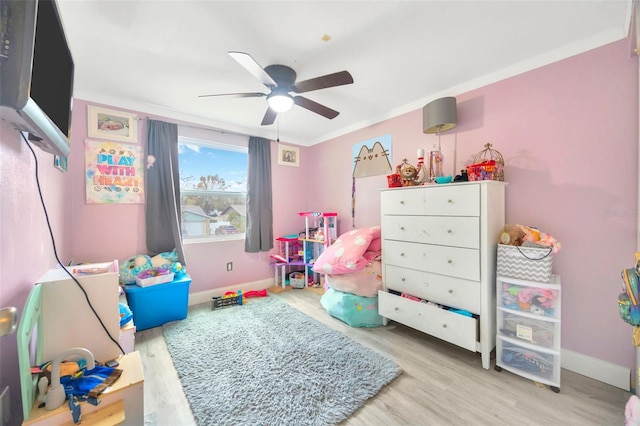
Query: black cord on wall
xmin=22 ymin=132 xmax=125 ymax=356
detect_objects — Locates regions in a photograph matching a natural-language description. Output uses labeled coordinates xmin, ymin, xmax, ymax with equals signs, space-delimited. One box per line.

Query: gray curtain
xmin=145 ymin=119 xmax=186 ymax=264
xmin=245 ymin=136 xmax=273 ymax=252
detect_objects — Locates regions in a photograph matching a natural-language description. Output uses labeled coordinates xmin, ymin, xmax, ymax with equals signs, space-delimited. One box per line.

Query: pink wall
xmin=307 ymin=39 xmax=639 ymax=370
xmin=68 ymin=99 xmax=315 ymax=293
xmin=0 ymin=38 xmax=636 ymax=422
xmin=0 ymin=121 xmax=73 ymax=425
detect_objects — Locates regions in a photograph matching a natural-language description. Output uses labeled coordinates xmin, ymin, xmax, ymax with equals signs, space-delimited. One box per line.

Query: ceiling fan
xmin=199 ymin=51 xmax=354 ymax=126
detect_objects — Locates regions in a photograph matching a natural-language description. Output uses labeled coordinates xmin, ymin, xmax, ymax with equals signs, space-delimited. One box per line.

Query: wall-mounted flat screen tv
xmin=0 ymin=0 xmax=74 ymax=157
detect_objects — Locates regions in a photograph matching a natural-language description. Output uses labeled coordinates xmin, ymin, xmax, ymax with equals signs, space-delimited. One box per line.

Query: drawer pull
xmin=442 ymin=324 xmax=448 ymax=328
xmin=447 ymin=229 xmax=453 ymax=234
xmin=448 ymin=289 xmax=453 ymax=294
xmin=447 ymin=259 xmax=453 ymax=264
xmin=401 ymin=278 xmax=406 ymax=282
xmin=400 ymin=201 xmax=405 ymax=205
xmin=400 ymin=226 xmax=405 ymax=231
xmin=400 ymin=253 xmax=405 ymax=257
xmin=448 ymin=199 xmax=453 ymax=204
xmin=394 ymin=307 xmax=399 ymax=311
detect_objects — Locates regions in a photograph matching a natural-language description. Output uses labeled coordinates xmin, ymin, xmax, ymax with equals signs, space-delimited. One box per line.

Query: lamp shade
xmin=423 ymin=96 xmax=457 ymax=134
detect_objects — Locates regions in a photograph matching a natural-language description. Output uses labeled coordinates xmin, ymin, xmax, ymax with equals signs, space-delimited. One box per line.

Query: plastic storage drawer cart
xmin=496 ymin=274 xmax=561 ymax=392
xmin=125 ymin=274 xmax=192 ymax=331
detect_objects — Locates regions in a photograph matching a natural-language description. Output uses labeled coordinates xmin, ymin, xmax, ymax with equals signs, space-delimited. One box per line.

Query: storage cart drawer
xmin=498 ymin=275 xmax=561 ymax=319
xmin=497 ymin=310 xmax=558 ymax=350
xmin=378 ymin=291 xmax=477 ymax=351
xmin=497 ymin=338 xmax=560 ymax=386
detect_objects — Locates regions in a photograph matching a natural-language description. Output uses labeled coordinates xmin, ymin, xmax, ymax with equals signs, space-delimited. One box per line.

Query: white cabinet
xmin=378 ymin=181 xmax=506 ymax=370
xmin=37 ymin=261 xmax=122 ymax=363
xmin=496 ymin=274 xmax=562 ymax=391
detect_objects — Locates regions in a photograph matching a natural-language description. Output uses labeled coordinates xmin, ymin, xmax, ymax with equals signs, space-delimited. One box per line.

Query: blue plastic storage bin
xmin=125 ymin=274 xmax=191 ymax=331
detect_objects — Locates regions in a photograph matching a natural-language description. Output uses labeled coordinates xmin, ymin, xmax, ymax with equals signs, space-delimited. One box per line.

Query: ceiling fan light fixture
xmin=267 ymin=93 xmax=294 ymax=112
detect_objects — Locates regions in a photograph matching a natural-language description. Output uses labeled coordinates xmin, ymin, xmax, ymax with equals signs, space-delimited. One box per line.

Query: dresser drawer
xmin=381 ymin=184 xmax=480 ymax=216
xmin=384 ymin=264 xmax=480 ymax=313
xmin=378 ymin=291 xmax=477 ymax=351
xmin=383 ymin=240 xmax=480 ymax=281
xmin=383 ymin=215 xmax=479 ymax=249
xmin=381 ymin=187 xmax=427 ymax=215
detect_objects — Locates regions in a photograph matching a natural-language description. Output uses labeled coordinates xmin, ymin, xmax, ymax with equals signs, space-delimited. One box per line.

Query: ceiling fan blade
xmin=293 ymin=71 xmax=353 ymax=93
xmin=293 ymin=96 xmax=339 ymax=119
xmin=229 ymin=51 xmax=277 ymax=88
xmin=199 ymin=92 xmax=266 ymax=99
xmin=261 ymin=108 xmax=277 ymax=126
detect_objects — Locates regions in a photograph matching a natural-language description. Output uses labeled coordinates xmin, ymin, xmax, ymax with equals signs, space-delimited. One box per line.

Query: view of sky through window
xmin=178 ymin=141 xmax=247 ymax=193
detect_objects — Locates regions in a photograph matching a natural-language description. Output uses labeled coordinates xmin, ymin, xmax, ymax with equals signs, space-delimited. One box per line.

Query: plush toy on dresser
xmin=395 ymin=159 xmax=422 ymax=187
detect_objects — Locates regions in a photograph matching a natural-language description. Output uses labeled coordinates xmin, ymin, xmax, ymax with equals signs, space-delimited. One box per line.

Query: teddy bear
xmin=499 ymin=224 xmax=526 ymax=246
xmin=396 ymin=159 xmax=421 ymax=187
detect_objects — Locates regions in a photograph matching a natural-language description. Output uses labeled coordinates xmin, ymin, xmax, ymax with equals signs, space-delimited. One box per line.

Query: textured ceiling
xmin=57 ymin=0 xmax=633 ymax=146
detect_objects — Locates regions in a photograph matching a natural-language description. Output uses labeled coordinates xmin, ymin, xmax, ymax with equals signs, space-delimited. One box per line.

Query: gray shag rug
xmin=163 ymin=296 xmax=401 ymax=425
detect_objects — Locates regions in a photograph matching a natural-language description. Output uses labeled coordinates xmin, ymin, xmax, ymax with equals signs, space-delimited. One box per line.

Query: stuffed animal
xmin=499 ymin=224 xmax=526 ymax=246
xmin=396 ymin=159 xmax=421 ymax=187
xmin=119 ymin=249 xmax=180 ymax=284
xmin=120 ymin=255 xmax=153 ymax=284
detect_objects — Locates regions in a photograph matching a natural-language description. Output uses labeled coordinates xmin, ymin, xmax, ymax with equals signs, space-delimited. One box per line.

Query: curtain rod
xmin=135 ymin=115 xmax=260 ymax=139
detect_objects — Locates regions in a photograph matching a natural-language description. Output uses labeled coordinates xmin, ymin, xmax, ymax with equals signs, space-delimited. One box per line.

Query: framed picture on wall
xmin=53 ymin=155 xmax=67 ymax=172
xmin=87 ymin=105 xmax=138 ymax=143
xmin=278 ymin=144 xmax=299 ymax=167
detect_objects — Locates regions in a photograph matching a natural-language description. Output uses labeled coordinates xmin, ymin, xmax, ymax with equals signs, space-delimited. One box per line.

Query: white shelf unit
xmin=496 ymin=274 xmax=562 ymax=392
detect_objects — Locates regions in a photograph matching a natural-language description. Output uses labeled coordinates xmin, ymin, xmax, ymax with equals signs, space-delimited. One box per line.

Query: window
xmin=178 ymin=136 xmax=247 ymax=242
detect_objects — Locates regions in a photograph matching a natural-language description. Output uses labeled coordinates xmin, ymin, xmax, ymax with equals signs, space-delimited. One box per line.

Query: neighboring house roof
xmin=221 ymin=205 xmax=246 ymax=217
xmin=182 ymin=205 xmax=209 ymax=219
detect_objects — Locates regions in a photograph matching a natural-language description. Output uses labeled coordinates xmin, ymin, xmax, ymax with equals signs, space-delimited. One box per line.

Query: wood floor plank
xmin=135 ymin=289 xmax=632 ymax=425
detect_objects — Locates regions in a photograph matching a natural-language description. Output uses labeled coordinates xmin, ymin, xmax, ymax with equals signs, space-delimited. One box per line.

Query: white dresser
xmin=378 ymin=180 xmax=506 ymax=369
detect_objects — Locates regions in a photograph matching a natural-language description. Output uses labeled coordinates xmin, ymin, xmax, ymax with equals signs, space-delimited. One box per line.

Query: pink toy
xmin=626 ymin=395 xmax=640 ymax=426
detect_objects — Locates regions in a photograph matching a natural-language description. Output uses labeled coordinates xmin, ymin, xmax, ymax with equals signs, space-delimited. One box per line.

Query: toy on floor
xmin=210 ymin=289 xmax=268 ymax=310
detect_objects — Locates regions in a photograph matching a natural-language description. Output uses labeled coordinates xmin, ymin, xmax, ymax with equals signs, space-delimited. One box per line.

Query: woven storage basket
xmin=497 ymin=244 xmax=553 ymax=283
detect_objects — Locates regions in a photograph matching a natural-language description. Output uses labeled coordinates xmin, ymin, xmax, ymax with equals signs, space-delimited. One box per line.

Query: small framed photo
xmin=53 ymin=155 xmax=68 ymax=172
xmin=278 ymin=144 xmax=299 ymax=167
xmin=87 ymin=105 xmax=138 ymax=143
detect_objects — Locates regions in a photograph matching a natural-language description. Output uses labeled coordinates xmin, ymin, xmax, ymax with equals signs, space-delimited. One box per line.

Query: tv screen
xmin=31 ymin=0 xmax=73 ymax=138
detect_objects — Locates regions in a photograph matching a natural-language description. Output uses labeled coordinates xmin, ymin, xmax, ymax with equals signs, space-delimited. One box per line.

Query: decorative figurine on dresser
xmin=378 ymin=180 xmax=506 ymax=370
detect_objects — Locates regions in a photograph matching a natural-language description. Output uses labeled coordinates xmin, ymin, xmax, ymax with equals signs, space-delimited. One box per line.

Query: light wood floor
xmin=135 ymin=288 xmax=632 ymax=425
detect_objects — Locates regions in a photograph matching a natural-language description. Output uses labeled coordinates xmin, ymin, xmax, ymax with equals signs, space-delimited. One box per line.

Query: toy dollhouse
xmin=271 ymin=212 xmax=337 ymax=289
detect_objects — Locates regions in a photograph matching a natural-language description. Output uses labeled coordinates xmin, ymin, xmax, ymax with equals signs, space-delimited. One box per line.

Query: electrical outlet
xmin=226 ymin=262 xmax=233 ymax=271
xmin=0 ymin=386 xmax=10 ymax=426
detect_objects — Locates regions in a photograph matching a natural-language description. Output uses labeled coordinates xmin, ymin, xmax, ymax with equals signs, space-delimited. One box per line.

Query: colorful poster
xmin=352 ymin=134 xmax=392 ymax=178
xmin=85 ymin=140 xmax=144 ymax=204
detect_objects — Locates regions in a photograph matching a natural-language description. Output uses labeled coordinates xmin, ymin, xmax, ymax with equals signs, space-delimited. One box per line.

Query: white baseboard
xmin=188 ymin=278 xmax=273 ymax=307
xmin=562 ymin=348 xmax=630 ymax=391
